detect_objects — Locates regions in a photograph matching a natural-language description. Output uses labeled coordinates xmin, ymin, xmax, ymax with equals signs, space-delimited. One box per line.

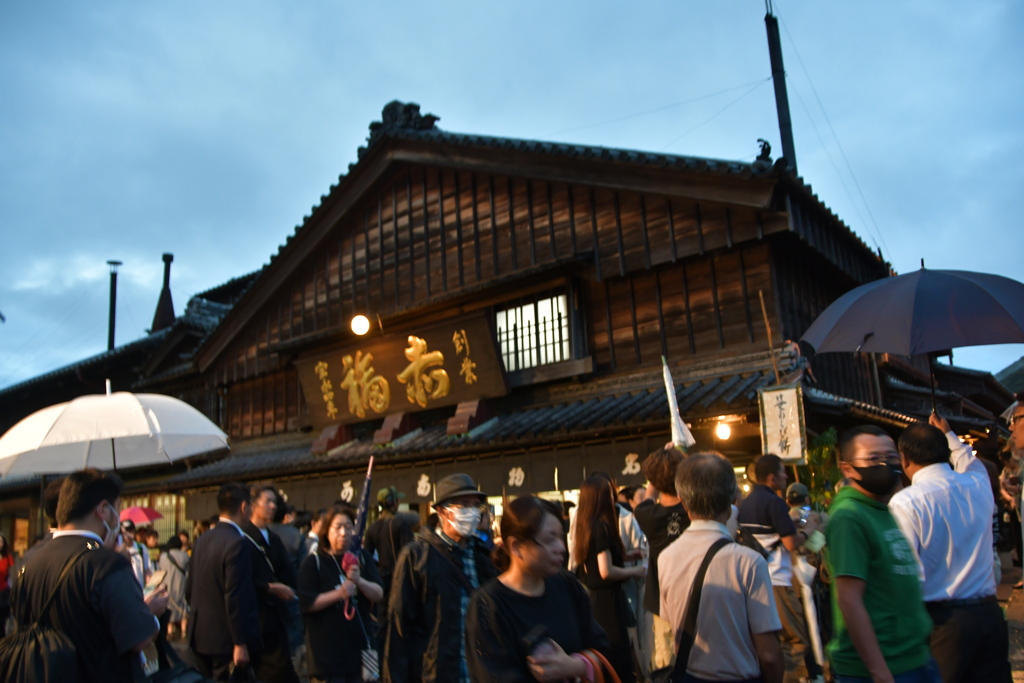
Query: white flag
xmin=662 ymin=356 xmax=696 ymax=449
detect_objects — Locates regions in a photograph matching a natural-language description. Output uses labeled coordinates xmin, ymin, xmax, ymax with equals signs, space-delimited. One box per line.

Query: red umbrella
xmin=120 ymin=506 xmax=163 ymax=525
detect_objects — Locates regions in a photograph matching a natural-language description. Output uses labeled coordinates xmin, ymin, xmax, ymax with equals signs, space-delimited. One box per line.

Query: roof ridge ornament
xmin=367 ymin=101 xmax=439 ymax=143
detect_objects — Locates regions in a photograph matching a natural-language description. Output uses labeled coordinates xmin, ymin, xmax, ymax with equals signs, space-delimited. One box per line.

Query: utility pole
xmin=765 ymin=1 xmax=797 ymax=174
xmin=107 ymin=260 xmax=122 ymax=351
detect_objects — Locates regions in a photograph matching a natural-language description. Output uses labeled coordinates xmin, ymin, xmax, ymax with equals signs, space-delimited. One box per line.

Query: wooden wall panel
xmin=713 ymin=252 xmax=754 ymax=348
xmin=699 ymin=206 xmax=731 ymax=254
xmin=630 ymin=272 xmax=663 ymax=365
xmin=475 ymin=175 xmax=499 ymax=284
xmin=645 ymin=199 xmax=674 ymax=266
xmin=616 ymin=195 xmax=649 ymax=275
xmin=201 ymin=161 xmax=812 ymax=437
xmin=657 ymin=265 xmax=695 ymax=359
xmin=672 ymin=204 xmax=703 ymax=259
xmin=605 ymin=278 xmax=637 ymax=366
xmin=489 ymin=177 xmax=514 ymax=276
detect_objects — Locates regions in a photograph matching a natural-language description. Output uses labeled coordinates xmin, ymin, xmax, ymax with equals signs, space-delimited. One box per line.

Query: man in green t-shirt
xmin=826 ymin=425 xmax=938 ymax=683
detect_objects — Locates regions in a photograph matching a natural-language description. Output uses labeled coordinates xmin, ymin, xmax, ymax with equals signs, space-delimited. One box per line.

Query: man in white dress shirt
xmin=888 ymin=414 xmax=1011 ymax=683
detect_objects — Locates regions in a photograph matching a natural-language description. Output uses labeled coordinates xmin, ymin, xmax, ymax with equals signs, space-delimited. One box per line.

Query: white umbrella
xmin=0 ymin=391 xmax=229 ymax=477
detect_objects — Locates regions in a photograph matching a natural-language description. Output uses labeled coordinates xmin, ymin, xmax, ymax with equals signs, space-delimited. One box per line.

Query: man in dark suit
xmin=187 ymin=482 xmax=261 ymax=681
xmin=241 ymin=484 xmax=300 ymax=683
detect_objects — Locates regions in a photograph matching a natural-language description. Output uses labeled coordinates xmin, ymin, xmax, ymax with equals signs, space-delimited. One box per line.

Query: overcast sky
xmin=2 ymin=1 xmax=1022 ymax=392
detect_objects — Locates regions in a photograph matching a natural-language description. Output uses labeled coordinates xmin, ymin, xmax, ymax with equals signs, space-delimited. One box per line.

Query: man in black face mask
xmin=826 ymin=426 xmax=937 ymax=683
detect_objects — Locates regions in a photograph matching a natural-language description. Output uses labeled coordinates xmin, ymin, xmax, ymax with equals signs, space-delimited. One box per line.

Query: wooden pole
xmin=759 ymin=290 xmax=782 ymax=384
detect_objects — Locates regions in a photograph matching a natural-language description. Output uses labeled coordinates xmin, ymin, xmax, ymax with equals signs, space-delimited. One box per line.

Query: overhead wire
xmin=790 ymin=87 xmax=876 ymax=250
xmin=545 ymin=77 xmax=773 ymax=138
xmin=660 ymin=78 xmax=772 ymax=152
xmin=777 ymin=11 xmax=891 ymax=263
xmin=0 ymin=281 xmax=103 ymax=388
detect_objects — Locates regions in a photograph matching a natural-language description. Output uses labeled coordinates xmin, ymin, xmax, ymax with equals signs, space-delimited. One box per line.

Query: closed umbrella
xmin=801 ymin=268 xmax=1024 ymax=409
xmin=0 ymin=391 xmax=229 ymax=477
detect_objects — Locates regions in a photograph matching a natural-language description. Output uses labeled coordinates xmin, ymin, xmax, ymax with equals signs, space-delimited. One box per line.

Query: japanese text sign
xmin=757 ymin=384 xmax=807 ymax=464
xmin=297 ymin=313 xmax=508 ymax=428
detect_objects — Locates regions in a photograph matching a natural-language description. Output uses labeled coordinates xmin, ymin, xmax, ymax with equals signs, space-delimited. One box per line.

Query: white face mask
xmin=448 ymin=507 xmax=482 ymax=538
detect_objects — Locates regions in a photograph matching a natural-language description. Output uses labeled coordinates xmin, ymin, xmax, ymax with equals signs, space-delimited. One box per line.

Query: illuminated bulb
xmin=715 ymin=422 xmax=731 ymax=440
xmin=351 ymin=314 xmax=371 ymax=336
xmin=742 ymin=483 xmax=750 ymax=492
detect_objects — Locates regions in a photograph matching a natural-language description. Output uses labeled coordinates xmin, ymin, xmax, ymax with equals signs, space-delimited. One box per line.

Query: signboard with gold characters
xmin=297 ymin=313 xmax=508 ymax=428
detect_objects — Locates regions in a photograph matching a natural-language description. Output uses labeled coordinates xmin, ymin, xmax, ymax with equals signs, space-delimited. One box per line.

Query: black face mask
xmin=851 ymin=463 xmax=900 ymax=496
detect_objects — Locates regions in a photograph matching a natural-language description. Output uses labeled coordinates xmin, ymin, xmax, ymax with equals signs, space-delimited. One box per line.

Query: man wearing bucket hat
xmin=384 ymin=474 xmax=497 ymax=683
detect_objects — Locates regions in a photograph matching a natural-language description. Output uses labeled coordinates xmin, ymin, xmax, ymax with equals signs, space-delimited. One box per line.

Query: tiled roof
xmin=194 ymin=269 xmax=262 ymax=305
xmin=260 ymin=101 xmax=783 ymax=273
xmin=805 ymin=387 xmax=917 ymax=427
xmin=996 ymin=357 xmax=1024 ymax=394
xmin=0 ymin=329 xmax=171 ymax=397
xmin=0 ymin=473 xmax=43 ymax=494
xmin=163 ymin=368 xmax=777 ymax=489
xmin=180 ymin=296 xmax=234 ymax=332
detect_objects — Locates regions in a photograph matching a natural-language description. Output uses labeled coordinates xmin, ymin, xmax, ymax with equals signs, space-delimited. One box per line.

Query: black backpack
xmin=0 ymin=547 xmax=90 ymax=683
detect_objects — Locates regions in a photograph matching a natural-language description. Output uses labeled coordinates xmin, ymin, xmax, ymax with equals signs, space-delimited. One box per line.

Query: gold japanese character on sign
xmin=460 ymin=357 xmax=477 ymax=384
xmin=340 ymin=351 xmax=391 ymax=418
xmin=398 ymin=336 xmax=450 ymax=407
xmin=452 ymin=328 xmax=477 ymax=385
xmin=452 ymin=330 xmax=470 ymax=355
xmin=314 ymin=361 xmax=339 ymax=420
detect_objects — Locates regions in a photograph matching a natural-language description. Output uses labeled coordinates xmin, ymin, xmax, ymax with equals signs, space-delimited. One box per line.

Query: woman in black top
xmin=298 ymin=505 xmax=384 ymax=683
xmin=467 ymin=496 xmax=610 ymax=683
xmin=573 ymin=473 xmax=645 ymax=683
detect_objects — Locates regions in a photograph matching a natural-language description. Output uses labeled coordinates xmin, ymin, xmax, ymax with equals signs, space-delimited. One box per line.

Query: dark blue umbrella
xmin=801 ymin=268 xmax=1024 ymax=409
xmin=348 ymin=455 xmax=375 ymax=554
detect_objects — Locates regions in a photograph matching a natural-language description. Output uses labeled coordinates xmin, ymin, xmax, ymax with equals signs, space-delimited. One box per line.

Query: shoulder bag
xmin=647 ymin=536 xmax=732 ymax=683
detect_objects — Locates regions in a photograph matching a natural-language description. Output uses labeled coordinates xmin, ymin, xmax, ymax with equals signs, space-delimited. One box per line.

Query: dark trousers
xmin=312 ymin=675 xmax=362 ymax=683
xmin=256 ymin=613 xmax=301 ymax=683
xmin=925 ymin=599 xmax=1011 ymax=683
xmin=193 ymin=652 xmax=239 ymax=681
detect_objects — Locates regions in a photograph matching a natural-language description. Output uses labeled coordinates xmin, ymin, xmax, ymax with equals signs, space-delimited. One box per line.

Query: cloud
xmin=0 ymin=0 xmax=1022 ymax=390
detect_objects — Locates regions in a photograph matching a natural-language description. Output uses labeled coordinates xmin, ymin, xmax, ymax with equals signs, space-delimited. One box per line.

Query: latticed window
xmin=495 ymin=292 xmax=571 ymax=371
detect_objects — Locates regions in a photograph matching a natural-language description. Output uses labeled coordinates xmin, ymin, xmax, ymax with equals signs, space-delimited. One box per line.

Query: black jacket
xmin=384 ymin=532 xmax=497 ymax=683
xmin=186 ymin=521 xmax=261 ymax=658
xmin=16 ymin=535 xmax=157 ymax=683
xmin=239 ymin=520 xmax=297 ymax=627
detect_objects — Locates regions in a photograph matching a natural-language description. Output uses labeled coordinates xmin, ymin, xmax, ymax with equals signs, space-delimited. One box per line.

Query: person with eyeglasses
xmin=383 ymin=473 xmax=497 ymax=683
xmin=826 ymin=426 xmax=937 ymax=683
xmin=298 ymin=504 xmax=384 ymax=683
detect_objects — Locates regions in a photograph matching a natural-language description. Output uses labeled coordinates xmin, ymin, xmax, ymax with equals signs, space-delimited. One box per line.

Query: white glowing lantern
xmin=715 ymin=422 xmax=732 ymax=440
xmin=351 ymin=314 xmax=371 ymax=336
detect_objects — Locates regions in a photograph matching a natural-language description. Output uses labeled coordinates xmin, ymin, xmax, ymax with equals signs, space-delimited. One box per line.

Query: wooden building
xmin=1 ymin=101 xmax=1012 ymax=532
xmin=157 ymin=100 xmax=896 ymax=516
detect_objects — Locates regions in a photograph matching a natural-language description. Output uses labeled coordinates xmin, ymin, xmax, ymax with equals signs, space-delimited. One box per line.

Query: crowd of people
xmin=0 ymin=395 xmax=1022 ymax=683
